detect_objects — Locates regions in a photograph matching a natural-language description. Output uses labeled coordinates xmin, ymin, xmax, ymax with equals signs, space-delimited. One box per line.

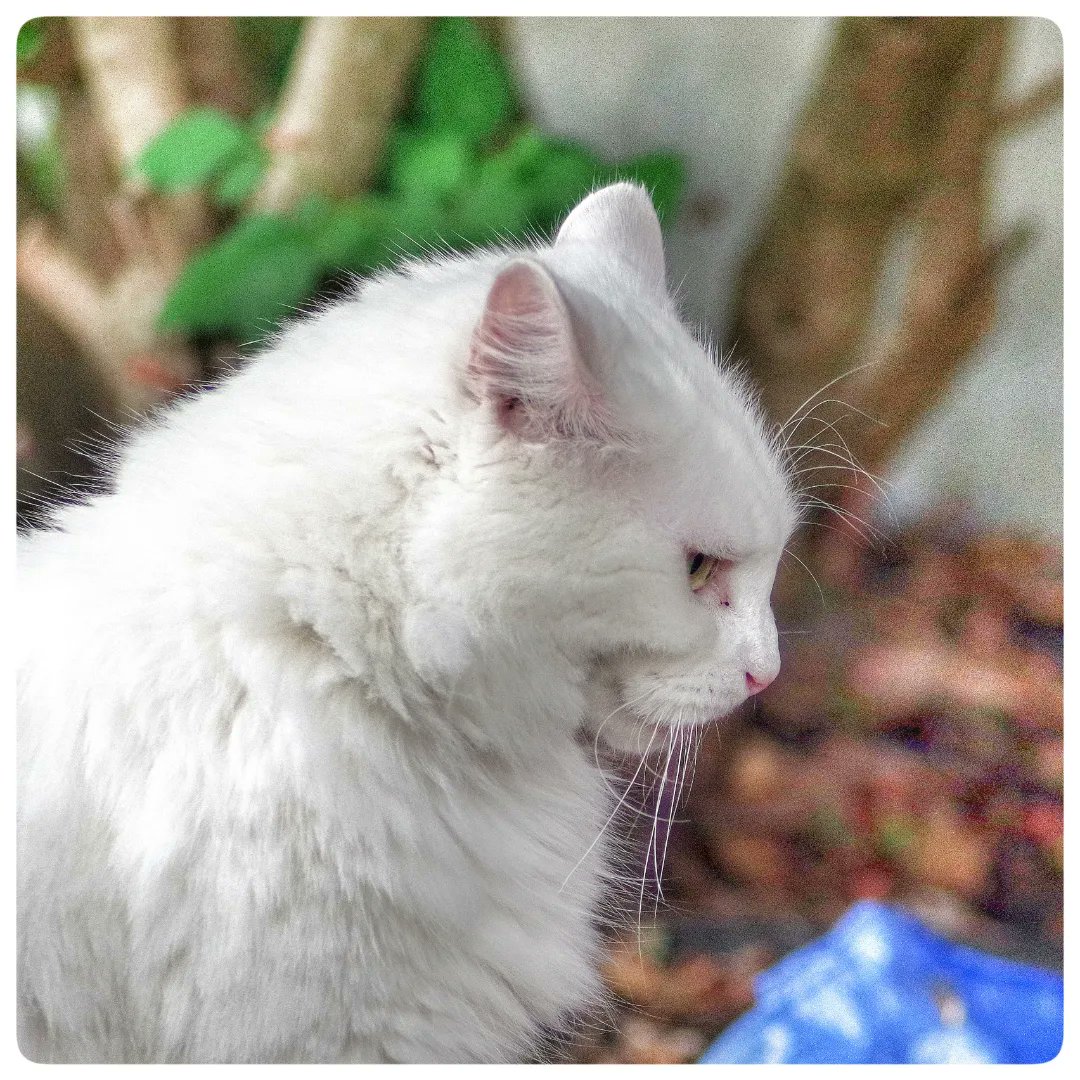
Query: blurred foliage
xmin=415 ymin=15 xmax=515 ymax=145
xmin=16 ymin=83 xmax=65 ymax=213
xmin=161 ymin=214 xmax=323 ymax=342
xmin=26 ymin=128 xmax=66 ymax=212
xmin=235 ymin=16 xmax=303 ymax=100
xmin=133 ymin=107 xmax=265 ymax=198
xmin=136 ymin=16 xmax=685 ymax=343
xmin=17 ymin=19 xmax=63 ymax=213
xmin=17 ymin=18 xmax=47 ymax=65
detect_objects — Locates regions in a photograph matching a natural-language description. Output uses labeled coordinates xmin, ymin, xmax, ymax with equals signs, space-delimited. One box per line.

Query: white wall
xmin=508 ymin=17 xmax=1063 ymax=537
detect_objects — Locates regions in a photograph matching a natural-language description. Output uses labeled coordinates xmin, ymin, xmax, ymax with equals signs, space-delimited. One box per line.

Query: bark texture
xmin=253 ymin=17 xmax=428 ymax=213
xmin=731 ymin=18 xmax=1036 ymax=476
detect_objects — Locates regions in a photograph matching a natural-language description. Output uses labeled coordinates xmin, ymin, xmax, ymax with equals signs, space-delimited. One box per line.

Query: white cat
xmin=17 ymin=183 xmax=798 ymax=1062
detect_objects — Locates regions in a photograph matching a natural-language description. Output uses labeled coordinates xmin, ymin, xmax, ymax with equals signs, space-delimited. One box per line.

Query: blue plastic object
xmin=700 ymin=901 xmax=1063 ymax=1064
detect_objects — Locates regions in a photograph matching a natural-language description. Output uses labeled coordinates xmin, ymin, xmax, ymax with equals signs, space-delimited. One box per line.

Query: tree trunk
xmin=731 ymin=17 xmax=1013 ymax=477
xmin=253 ymin=17 xmax=428 ymax=213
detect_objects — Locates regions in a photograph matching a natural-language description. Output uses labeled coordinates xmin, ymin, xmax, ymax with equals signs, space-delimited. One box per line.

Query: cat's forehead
xmin=651 ymin=433 xmax=795 ymax=558
xmin=645 ymin=350 xmax=799 ymax=559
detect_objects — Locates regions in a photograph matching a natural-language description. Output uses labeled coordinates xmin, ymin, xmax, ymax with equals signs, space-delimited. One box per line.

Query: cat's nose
xmin=745 ymin=670 xmax=775 ymax=695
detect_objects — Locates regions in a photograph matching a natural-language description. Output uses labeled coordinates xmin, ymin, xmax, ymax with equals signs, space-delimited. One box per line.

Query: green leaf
xmin=17 ymin=19 xmax=46 ymax=65
xmin=236 ymin=17 xmax=303 ymax=100
xmin=308 ymin=196 xmax=396 ymax=273
xmin=160 ymin=214 xmax=322 ymax=341
xmin=28 ymin=134 xmax=65 ymax=212
xmin=213 ymin=145 xmax=269 ymax=207
xmin=294 ymin=193 xmax=335 ymax=232
xmin=134 ymin=107 xmax=253 ymax=193
xmin=608 ymin=152 xmax=685 ymax=222
xmin=499 ymin=125 xmax=549 ymax=179
xmin=387 ymin=199 xmax=449 ymax=259
xmin=415 ymin=17 xmax=516 ymax=146
xmin=452 ymin=154 xmax=532 ymax=245
xmin=390 ymin=130 xmax=475 ymax=205
xmin=528 ymin=143 xmax=606 ymax=223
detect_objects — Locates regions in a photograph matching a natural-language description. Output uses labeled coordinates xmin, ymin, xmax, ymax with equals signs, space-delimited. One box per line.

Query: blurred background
xmin=16 ymin=16 xmax=1063 ymax=1064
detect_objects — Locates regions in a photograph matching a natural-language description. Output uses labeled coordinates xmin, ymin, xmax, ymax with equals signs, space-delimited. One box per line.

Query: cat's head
xmin=402 ymin=183 xmax=799 ymax=755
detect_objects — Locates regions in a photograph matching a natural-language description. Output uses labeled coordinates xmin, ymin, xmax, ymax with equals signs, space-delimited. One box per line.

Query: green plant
xmin=137 ymin=17 xmax=685 ymax=344
xmin=133 ymin=107 xmax=270 ymax=206
xmin=17 ymin=18 xmax=47 ymax=66
xmin=17 ymin=21 xmax=65 ymax=213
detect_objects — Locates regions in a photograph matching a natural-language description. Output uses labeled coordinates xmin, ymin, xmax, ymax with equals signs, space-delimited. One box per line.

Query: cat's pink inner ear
xmin=469 ymin=259 xmax=612 ymax=442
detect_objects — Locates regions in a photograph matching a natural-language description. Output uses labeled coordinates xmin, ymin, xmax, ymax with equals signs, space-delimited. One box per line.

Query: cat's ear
xmin=555 ymin=182 xmax=666 ymax=300
xmin=469 ymin=258 xmax=615 ymax=443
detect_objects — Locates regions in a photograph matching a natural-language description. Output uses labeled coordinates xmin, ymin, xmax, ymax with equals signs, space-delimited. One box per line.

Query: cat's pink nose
xmin=745 ymin=671 xmax=774 ymax=695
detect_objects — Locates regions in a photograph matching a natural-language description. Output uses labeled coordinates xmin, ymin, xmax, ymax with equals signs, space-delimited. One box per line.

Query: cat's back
xmin=17 ymin=224 xmax=649 ymax=1061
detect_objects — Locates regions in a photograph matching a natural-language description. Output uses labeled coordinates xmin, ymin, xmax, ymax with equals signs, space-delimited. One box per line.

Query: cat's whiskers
xmin=781 ymin=545 xmax=827 ymax=610
xmin=800 ymin=475 xmax=895 ymax=521
xmin=652 ymin=725 xmax=687 ymax=918
xmin=586 ymin=687 xmax=694 ymax=826
xmin=641 ymin=732 xmax=679 ymax=930
xmin=773 ymin=360 xmax=883 ymax=449
xmin=780 ymin=398 xmax=887 ymax=463
xmin=787 ymin=436 xmax=871 ymax=488
xmin=801 ymin=502 xmax=878 ymax=550
xmin=799 ymin=493 xmax=887 ymax=548
xmin=784 ymin=408 xmax=875 ymax=468
xmin=770 ymin=368 xmax=897 ymax=559
xmin=589 ymin=685 xmax=662 ymax=771
xmin=561 ymin=718 xmax=661 ymax=893
xmin=800 ymin=481 xmax=888 ymax=512
xmin=787 ymin=437 xmax=890 ymax=500
xmin=589 ymin=683 xmax=656 ymax=757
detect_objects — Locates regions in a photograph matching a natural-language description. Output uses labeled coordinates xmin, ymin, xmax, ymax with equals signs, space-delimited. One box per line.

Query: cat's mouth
xmin=580 ymin=658 xmax=748 ymax=760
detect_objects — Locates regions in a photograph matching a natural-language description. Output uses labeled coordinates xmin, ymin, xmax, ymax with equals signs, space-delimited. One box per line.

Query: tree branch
xmin=730 ymin=17 xmax=1018 ymax=617
xmin=730 ymin=17 xmax=985 ymax=433
xmin=69 ymin=16 xmax=190 ymax=179
xmin=56 ymin=89 xmax=125 ymax=280
xmin=17 ymin=215 xmax=199 ymax=413
xmin=854 ymin=20 xmax=1011 ymax=472
xmin=175 ymin=16 xmax=256 ymax=119
xmin=253 ymin=16 xmax=428 ymax=213
xmin=69 ymin=15 xmax=211 ymax=263
xmin=995 ymin=69 xmax=1063 ymax=137
xmin=17 ymin=218 xmax=113 ymax=368
xmin=68 ymin=16 xmax=189 ymax=174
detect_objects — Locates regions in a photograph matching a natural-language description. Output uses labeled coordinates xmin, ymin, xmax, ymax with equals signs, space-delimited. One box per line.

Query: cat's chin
xmin=584 ymin=716 xmax=729 ymax=762
xmin=579 ymin=669 xmax=646 ymax=759
xmin=578 ymin=719 xmax=653 ymax=761
xmin=579 ymin=697 xmax=736 ymax=761
xmin=580 ymin=667 xmax=747 ymax=760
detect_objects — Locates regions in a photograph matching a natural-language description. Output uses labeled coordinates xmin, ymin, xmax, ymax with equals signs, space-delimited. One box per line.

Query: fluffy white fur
xmin=17 ymin=184 xmax=798 ymax=1062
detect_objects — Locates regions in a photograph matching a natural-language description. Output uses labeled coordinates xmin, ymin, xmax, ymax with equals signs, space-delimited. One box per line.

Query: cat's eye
xmin=687 ymin=551 xmax=721 ymax=591
xmin=686 ymin=552 xmax=736 ymax=596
